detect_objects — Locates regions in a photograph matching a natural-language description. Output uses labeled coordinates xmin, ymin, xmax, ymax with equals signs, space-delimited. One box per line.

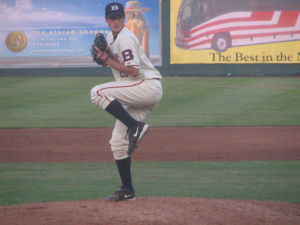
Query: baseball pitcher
xmin=90 ymin=2 xmax=162 ymax=202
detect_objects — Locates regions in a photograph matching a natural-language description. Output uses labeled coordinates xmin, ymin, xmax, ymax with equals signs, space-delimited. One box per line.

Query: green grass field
xmin=1 ymin=161 xmax=299 ymax=206
xmin=1 ymin=77 xmax=300 ymax=127
xmin=0 ymin=77 xmax=300 ymax=206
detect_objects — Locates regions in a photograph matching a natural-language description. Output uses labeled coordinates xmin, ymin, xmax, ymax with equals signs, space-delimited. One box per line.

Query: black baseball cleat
xmin=127 ymin=121 xmax=149 ymax=155
xmin=105 ymin=186 xmax=135 ymax=202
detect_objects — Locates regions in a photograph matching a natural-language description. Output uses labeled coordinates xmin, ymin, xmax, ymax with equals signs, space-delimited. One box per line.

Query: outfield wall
xmin=0 ymin=0 xmax=300 ymax=76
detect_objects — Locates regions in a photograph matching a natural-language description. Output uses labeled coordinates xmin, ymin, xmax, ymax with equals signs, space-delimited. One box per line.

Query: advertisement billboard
xmin=0 ymin=0 xmax=161 ymax=68
xmin=171 ymin=0 xmax=300 ymax=64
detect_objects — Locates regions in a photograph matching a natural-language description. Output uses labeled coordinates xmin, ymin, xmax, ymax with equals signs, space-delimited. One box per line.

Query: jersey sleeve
xmin=119 ymin=35 xmax=141 ymax=69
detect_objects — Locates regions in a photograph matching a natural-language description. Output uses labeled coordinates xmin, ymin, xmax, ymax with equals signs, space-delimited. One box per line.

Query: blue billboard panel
xmin=0 ymin=0 xmax=161 ymax=67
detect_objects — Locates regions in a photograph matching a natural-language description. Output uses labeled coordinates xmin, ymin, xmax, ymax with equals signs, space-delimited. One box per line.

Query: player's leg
xmin=105 ymin=107 xmax=151 ymax=202
xmin=91 ymin=79 xmax=162 ymax=154
xmin=90 ymin=79 xmax=162 ymax=120
xmin=126 ymin=107 xmax=152 ymax=155
xmin=105 ymin=99 xmax=137 ymax=129
xmin=105 ymin=119 xmax=134 ymax=202
xmin=105 ymin=100 xmax=149 ymax=154
xmin=90 ymin=80 xmax=140 ymax=130
xmin=125 ymin=79 xmax=162 ymax=154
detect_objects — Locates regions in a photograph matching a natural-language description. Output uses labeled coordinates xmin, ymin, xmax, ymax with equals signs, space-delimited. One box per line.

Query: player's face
xmin=106 ymin=15 xmax=125 ymax=35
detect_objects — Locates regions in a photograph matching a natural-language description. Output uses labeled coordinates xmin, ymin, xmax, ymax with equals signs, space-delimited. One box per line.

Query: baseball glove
xmin=91 ymin=33 xmax=110 ymax=65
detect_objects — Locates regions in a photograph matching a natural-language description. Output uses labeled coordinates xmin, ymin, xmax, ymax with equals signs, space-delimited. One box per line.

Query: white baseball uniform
xmin=91 ymin=26 xmax=163 ymax=160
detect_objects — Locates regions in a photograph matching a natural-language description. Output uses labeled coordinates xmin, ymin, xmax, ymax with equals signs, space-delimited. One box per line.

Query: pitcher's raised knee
xmin=90 ymin=86 xmax=113 ymax=109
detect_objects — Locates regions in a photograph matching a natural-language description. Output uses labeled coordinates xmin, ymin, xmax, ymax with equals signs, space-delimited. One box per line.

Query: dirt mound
xmin=1 ymin=197 xmax=299 ymax=225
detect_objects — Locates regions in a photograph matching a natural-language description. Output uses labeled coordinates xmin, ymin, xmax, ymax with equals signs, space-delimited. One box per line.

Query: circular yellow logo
xmin=5 ymin=31 xmax=27 ymax=52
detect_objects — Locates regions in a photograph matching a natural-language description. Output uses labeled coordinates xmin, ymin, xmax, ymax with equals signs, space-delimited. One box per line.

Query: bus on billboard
xmin=174 ymin=0 xmax=300 ymax=53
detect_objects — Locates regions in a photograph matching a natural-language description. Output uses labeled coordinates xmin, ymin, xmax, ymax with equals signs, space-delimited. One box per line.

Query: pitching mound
xmin=1 ymin=197 xmax=299 ymax=225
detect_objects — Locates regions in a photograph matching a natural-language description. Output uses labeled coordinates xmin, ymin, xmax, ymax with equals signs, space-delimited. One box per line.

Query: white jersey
xmin=107 ymin=26 xmax=162 ymax=81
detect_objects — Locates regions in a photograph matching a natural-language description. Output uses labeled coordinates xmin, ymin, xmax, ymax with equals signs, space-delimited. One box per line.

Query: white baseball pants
xmin=91 ymin=79 xmax=162 ymax=160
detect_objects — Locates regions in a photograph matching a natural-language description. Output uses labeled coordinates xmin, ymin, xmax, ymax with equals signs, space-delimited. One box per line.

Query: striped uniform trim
xmin=96 ymin=79 xmax=145 ymax=103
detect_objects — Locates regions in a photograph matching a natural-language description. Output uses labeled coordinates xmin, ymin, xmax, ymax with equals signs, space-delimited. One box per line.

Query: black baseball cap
xmin=105 ymin=2 xmax=125 ymax=19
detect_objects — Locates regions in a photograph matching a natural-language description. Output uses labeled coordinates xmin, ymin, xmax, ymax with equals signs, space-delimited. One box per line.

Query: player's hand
xmin=91 ymin=44 xmax=109 ymax=65
xmin=93 ymin=45 xmax=102 ymax=57
xmin=91 ymin=33 xmax=111 ymax=66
